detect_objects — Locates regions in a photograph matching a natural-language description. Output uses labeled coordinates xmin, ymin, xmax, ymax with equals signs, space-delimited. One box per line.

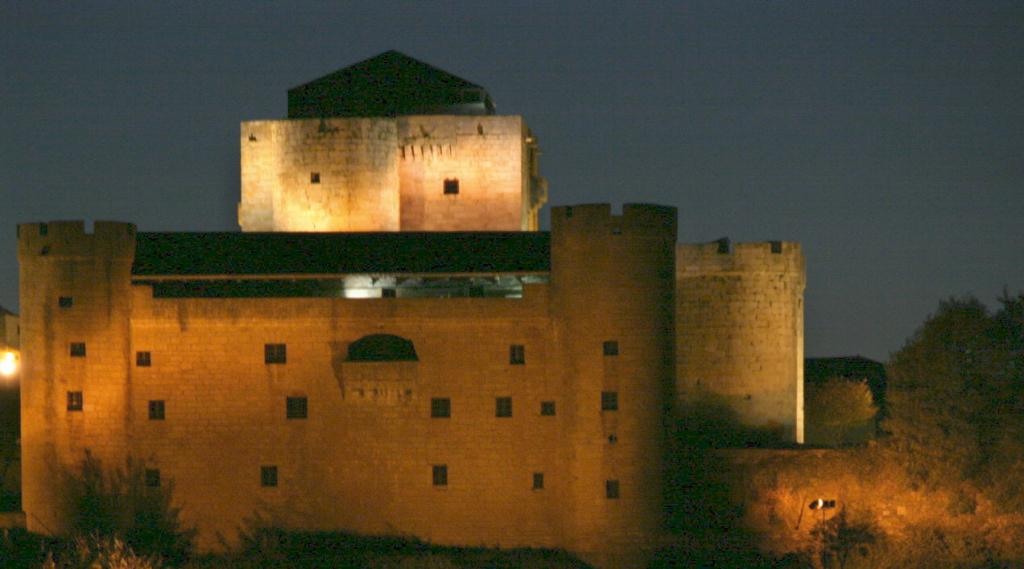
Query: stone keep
xmin=239 ymin=51 xmax=547 ymax=232
xmin=19 ymin=51 xmax=805 ymax=568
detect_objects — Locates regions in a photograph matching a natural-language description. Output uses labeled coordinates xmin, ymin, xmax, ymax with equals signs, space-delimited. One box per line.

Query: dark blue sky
xmin=2 ymin=2 xmax=1022 ymax=361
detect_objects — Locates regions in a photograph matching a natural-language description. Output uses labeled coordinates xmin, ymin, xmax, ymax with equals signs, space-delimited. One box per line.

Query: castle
xmin=18 ymin=52 xmax=805 ymax=567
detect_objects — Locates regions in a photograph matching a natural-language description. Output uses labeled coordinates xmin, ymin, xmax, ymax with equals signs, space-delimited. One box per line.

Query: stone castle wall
xmin=239 ymin=116 xmax=540 ymax=233
xmin=676 ymin=241 xmax=806 ymax=443
xmin=17 ymin=221 xmax=137 ymax=534
xmin=126 ymin=286 xmax=562 ymax=550
xmin=18 ymin=206 xmax=678 ymax=568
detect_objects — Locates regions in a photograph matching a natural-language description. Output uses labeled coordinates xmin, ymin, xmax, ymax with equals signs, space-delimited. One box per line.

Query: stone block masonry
xmin=239 ymin=115 xmax=545 ymax=232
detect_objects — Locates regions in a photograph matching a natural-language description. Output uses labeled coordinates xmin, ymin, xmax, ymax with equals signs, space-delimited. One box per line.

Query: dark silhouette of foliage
xmin=811 ymin=511 xmax=876 ymax=569
xmin=62 ymin=451 xmax=194 ymax=565
xmin=804 ymin=377 xmax=876 ymax=447
xmin=883 ymin=292 xmax=1024 ymax=511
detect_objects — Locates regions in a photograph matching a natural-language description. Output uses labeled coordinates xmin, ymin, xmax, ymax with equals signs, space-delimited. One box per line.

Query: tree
xmin=883 ymin=293 xmax=1024 ymax=510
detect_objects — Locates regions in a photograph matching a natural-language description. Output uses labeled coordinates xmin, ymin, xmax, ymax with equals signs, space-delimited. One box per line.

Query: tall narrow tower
xmin=550 ymin=204 xmax=676 ymax=568
xmin=18 ymin=221 xmax=137 ymax=534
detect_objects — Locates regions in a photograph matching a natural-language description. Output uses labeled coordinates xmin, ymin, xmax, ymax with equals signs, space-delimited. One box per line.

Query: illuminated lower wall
xmin=127 ymin=285 xmax=565 ymax=550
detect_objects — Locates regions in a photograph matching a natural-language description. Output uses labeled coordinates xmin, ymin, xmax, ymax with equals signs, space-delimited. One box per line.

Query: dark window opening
xmin=58 ymin=296 xmax=73 ymax=308
xmin=540 ymin=401 xmax=556 ymax=416
xmin=148 ymin=400 xmax=165 ymax=420
xmin=431 ymin=398 xmax=451 ymax=418
xmin=565 ymin=207 xmax=573 ymax=218
xmin=310 ymin=172 xmax=320 ymax=184
xmin=265 ymin=344 xmax=287 ymax=364
xmin=496 ymin=397 xmax=512 ymax=418
xmin=433 ymin=464 xmax=448 ymax=487
xmin=70 ymin=343 xmax=86 ymax=358
xmin=606 ymin=480 xmax=620 ymax=499
xmin=443 ymin=178 xmax=459 ymax=195
xmin=382 ymin=288 xmax=396 ymax=298
xmin=347 ymin=334 xmax=418 ymax=362
xmin=603 ymin=341 xmax=619 ymax=356
xmin=136 ymin=351 xmax=151 ymax=367
xmin=533 ymin=472 xmax=544 ymax=490
xmin=716 ymin=237 xmax=731 ymax=254
xmin=145 ymin=469 xmax=161 ymax=488
xmin=509 ymin=344 xmax=525 ymax=365
xmin=611 ymin=227 xmax=621 ymax=235
xmin=286 ymin=396 xmax=308 ymax=419
xmin=67 ymin=391 xmax=83 ymax=412
xmin=39 ymin=223 xmax=48 ymax=236
xmin=770 ymin=240 xmax=783 ymax=254
xmin=601 ymin=391 xmax=618 ymax=412
xmin=261 ymin=466 xmax=278 ymax=487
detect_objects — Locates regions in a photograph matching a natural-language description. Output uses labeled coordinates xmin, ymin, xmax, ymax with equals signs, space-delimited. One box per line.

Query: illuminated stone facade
xmin=18 ymin=53 xmax=805 ymax=568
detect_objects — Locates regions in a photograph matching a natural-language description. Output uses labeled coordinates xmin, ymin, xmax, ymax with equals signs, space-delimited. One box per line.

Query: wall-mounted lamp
xmin=0 ymin=350 xmax=19 ymax=378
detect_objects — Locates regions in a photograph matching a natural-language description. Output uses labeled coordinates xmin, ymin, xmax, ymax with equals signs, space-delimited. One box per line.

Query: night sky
xmin=2 ymin=2 xmax=1022 ymax=361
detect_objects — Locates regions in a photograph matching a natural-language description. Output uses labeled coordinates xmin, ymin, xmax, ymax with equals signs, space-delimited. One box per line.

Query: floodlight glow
xmin=0 ymin=351 xmax=18 ymax=377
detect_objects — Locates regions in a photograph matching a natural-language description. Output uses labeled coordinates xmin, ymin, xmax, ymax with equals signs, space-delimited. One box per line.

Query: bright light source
xmin=0 ymin=350 xmax=18 ymax=378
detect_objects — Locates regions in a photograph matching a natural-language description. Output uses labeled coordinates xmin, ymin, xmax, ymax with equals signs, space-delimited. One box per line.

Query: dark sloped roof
xmin=288 ymin=50 xmax=495 ymax=118
xmin=132 ymin=232 xmax=550 ymax=276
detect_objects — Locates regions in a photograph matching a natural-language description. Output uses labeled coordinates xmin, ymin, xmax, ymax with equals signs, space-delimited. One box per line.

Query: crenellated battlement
xmin=677 ymin=239 xmax=805 ymax=279
xmin=551 ymin=203 xmax=677 ymax=238
xmin=17 ymin=221 xmax=137 ymax=260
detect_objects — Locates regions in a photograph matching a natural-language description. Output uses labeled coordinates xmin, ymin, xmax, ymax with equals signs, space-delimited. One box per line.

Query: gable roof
xmin=287 ymin=50 xmax=495 ymax=118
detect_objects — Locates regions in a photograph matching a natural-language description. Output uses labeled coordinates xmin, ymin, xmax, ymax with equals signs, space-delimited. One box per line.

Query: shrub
xmin=41 ymin=534 xmax=162 ymax=569
xmin=62 ymin=451 xmax=194 ymax=564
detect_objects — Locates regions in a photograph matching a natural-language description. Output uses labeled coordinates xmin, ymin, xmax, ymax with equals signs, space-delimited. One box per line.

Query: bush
xmin=41 ymin=534 xmax=162 ymax=569
xmin=805 ymin=378 xmax=876 ymax=447
xmin=62 ymin=451 xmax=194 ymax=565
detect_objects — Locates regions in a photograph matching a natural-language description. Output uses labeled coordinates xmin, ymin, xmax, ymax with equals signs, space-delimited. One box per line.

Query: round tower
xmin=18 ymin=221 xmax=137 ymax=534
xmin=550 ymin=204 xmax=676 ymax=568
xmin=675 ymin=240 xmax=806 ymax=444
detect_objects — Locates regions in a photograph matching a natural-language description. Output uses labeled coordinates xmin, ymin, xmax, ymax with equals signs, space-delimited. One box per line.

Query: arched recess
xmin=347 ymin=334 xmax=418 ymax=362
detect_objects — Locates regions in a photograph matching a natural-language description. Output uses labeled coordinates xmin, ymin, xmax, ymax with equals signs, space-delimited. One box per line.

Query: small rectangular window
xmin=496 ymin=397 xmax=513 ymax=418
xmin=602 ymin=341 xmax=619 ymax=356
xmin=606 ymin=479 xmax=620 ymax=499
xmin=431 ymin=398 xmax=451 ymax=418
xmin=70 ymin=343 xmax=86 ymax=357
xmin=136 ymin=351 xmax=151 ymax=367
xmin=770 ymin=240 xmax=783 ymax=254
xmin=145 ymin=469 xmax=161 ymax=488
xmin=58 ymin=296 xmax=73 ymax=308
xmin=265 ymin=344 xmax=287 ymax=364
xmin=261 ymin=465 xmax=278 ymax=487
xmin=382 ymin=288 xmax=396 ymax=298
xmin=286 ymin=396 xmax=308 ymax=419
xmin=148 ymin=400 xmax=165 ymax=420
xmin=443 ymin=178 xmax=459 ymax=195
xmin=533 ymin=472 xmax=544 ymax=490
xmin=509 ymin=344 xmax=525 ymax=365
xmin=39 ymin=223 xmax=48 ymax=236
xmin=310 ymin=172 xmax=320 ymax=184
xmin=540 ymin=401 xmax=556 ymax=416
xmin=433 ymin=464 xmax=448 ymax=486
xmin=601 ymin=391 xmax=618 ymax=411
xmin=67 ymin=391 xmax=83 ymax=412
